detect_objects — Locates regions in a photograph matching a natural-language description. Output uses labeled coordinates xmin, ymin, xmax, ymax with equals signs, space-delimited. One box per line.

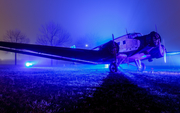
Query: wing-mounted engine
xmin=99 ymin=40 xmax=119 ymax=56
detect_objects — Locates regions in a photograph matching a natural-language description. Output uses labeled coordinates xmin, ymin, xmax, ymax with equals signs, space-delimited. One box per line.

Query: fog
xmin=0 ymin=0 xmax=180 ymax=66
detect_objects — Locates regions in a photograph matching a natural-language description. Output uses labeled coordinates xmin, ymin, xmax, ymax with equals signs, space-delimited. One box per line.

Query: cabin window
xmin=123 ymin=40 xmax=126 ymax=44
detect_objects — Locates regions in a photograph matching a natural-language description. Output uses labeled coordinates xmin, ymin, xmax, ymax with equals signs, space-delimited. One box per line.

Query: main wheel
xmin=109 ymin=62 xmax=118 ymax=73
xmin=138 ymin=63 xmax=146 ymax=72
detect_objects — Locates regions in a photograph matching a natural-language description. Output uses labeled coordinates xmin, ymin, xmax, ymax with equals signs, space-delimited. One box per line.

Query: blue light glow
xmin=70 ymin=45 xmax=76 ymax=48
xmin=85 ymin=44 xmax=88 ymax=47
xmin=25 ymin=62 xmax=34 ymax=67
xmin=105 ymin=64 xmax=109 ymax=68
xmin=142 ymin=55 xmax=147 ymax=58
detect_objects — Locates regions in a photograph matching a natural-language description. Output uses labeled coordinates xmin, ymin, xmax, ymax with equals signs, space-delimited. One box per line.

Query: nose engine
xmin=146 ymin=31 xmax=162 ymax=47
xmin=135 ymin=31 xmax=162 ymax=49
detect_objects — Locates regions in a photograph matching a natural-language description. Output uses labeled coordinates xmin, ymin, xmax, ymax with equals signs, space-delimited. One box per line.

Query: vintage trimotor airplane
xmin=0 ymin=31 xmax=179 ymax=72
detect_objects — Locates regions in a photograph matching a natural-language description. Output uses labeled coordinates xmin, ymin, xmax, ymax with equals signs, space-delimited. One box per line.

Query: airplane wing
xmin=166 ymin=51 xmax=180 ymax=56
xmin=0 ymin=41 xmax=114 ymax=64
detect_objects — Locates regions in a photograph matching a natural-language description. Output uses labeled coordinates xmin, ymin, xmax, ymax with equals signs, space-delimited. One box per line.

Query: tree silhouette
xmin=36 ymin=22 xmax=70 ymax=65
xmin=3 ymin=29 xmax=30 ymax=65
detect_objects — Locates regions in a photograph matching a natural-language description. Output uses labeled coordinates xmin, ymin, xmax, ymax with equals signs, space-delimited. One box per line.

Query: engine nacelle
xmin=99 ymin=40 xmax=119 ymax=55
xmin=146 ymin=31 xmax=161 ymax=47
xmin=135 ymin=31 xmax=161 ymax=48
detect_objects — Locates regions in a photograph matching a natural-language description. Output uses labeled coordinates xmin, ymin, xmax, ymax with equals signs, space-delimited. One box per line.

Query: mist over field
xmin=0 ymin=1 xmax=180 ymax=112
xmin=0 ymin=0 xmax=180 ymax=66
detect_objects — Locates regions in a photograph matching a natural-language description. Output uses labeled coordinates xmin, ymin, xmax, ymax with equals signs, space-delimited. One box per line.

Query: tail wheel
xmin=138 ymin=63 xmax=146 ymax=72
xmin=109 ymin=62 xmax=118 ymax=73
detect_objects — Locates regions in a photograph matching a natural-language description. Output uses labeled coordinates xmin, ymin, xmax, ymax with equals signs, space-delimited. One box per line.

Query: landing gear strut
xmin=135 ymin=59 xmax=146 ymax=72
xmin=109 ymin=34 xmax=118 ymax=73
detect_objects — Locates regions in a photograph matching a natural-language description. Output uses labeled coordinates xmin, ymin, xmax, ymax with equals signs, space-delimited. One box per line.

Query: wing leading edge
xmin=0 ymin=41 xmax=113 ymax=64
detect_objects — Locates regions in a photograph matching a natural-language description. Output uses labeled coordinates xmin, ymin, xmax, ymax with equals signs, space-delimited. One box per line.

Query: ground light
xmin=105 ymin=64 xmax=109 ymax=68
xmin=25 ymin=62 xmax=35 ymax=67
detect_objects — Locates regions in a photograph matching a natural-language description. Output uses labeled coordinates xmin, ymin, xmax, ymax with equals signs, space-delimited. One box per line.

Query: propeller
xmin=112 ymin=34 xmax=117 ymax=63
xmin=158 ymin=37 xmax=167 ymax=63
xmin=155 ymin=25 xmax=167 ymax=63
xmin=162 ymin=39 xmax=167 ymax=63
xmin=164 ymin=48 xmax=167 ymax=63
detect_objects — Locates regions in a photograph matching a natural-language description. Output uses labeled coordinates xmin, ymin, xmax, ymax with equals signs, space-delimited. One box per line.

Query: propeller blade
xmin=155 ymin=24 xmax=157 ymax=32
xmin=112 ymin=34 xmax=114 ymax=41
xmin=112 ymin=34 xmax=117 ymax=63
xmin=162 ymin=39 xmax=165 ymax=46
xmin=164 ymin=47 xmax=167 ymax=63
xmin=155 ymin=25 xmax=166 ymax=63
xmin=162 ymin=39 xmax=167 ymax=63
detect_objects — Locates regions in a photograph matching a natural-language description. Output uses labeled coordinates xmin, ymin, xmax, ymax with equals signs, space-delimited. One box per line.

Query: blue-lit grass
xmin=0 ymin=65 xmax=180 ymax=112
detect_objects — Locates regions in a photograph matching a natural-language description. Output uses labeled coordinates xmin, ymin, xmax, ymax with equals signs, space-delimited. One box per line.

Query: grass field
xmin=0 ymin=64 xmax=180 ymax=112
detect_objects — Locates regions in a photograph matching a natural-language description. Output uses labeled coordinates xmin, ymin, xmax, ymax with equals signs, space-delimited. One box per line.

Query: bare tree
xmin=3 ymin=29 xmax=30 ymax=65
xmin=36 ymin=22 xmax=70 ymax=46
xmin=36 ymin=22 xmax=71 ymax=65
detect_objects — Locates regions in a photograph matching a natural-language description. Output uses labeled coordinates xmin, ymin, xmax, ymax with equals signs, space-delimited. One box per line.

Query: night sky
xmin=0 ymin=0 xmax=180 ymax=65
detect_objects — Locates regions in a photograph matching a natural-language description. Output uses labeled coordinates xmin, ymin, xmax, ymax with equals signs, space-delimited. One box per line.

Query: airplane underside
xmin=109 ymin=57 xmax=146 ymax=73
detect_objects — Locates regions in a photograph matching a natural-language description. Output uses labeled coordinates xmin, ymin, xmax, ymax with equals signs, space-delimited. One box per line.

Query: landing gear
xmin=135 ymin=59 xmax=146 ymax=72
xmin=109 ymin=62 xmax=118 ymax=73
xmin=138 ymin=62 xmax=146 ymax=72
